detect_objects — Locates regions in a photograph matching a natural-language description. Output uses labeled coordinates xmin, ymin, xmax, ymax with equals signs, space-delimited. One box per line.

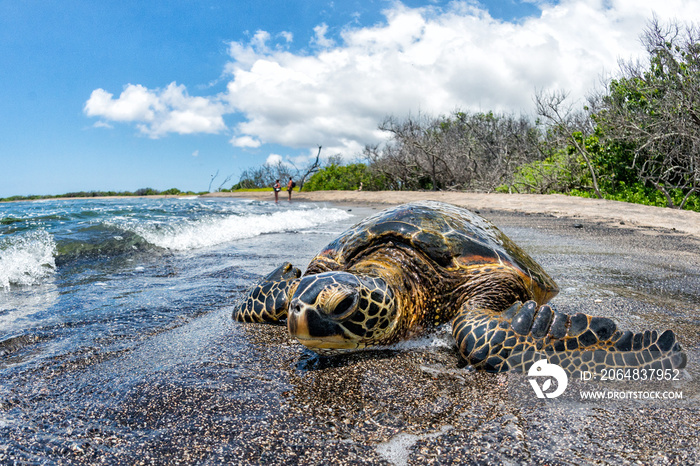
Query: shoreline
xmin=203 ymin=190 xmax=700 ymax=238
xmin=8 ymin=190 xmax=699 ymax=238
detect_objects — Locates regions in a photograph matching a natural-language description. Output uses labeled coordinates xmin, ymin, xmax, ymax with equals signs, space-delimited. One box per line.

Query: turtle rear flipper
xmin=233 ymin=262 xmax=301 ymax=323
xmin=452 ymin=301 xmax=687 ymax=375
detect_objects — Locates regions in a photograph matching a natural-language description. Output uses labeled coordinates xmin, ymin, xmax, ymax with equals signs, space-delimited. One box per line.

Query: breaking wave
xmin=121 ymin=207 xmax=352 ymax=251
xmin=0 ymin=230 xmax=57 ymax=289
xmin=0 ymin=200 xmax=353 ymax=287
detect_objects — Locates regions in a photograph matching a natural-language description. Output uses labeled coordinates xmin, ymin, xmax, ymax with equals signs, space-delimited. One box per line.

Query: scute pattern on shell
xmin=311 ymin=201 xmax=552 ymax=292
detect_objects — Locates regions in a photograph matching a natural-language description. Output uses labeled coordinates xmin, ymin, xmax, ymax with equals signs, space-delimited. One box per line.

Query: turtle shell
xmin=310 ymin=201 xmax=556 ymax=297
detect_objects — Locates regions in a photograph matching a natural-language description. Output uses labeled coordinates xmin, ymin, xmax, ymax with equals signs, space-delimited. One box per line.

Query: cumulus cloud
xmin=220 ymin=0 xmax=700 ymax=157
xmin=279 ymin=31 xmax=294 ymax=43
xmin=84 ymin=82 xmax=226 ymax=138
xmin=85 ymin=0 xmax=700 ymax=155
xmin=231 ymin=135 xmax=262 ymax=148
xmin=85 ymin=84 xmax=157 ymax=122
xmin=265 ymin=153 xmax=284 ymax=165
xmin=311 ymin=23 xmax=335 ymax=48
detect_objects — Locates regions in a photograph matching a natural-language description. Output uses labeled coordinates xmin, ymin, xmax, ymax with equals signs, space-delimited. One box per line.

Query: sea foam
xmin=123 ymin=207 xmax=352 ymax=251
xmin=0 ymin=230 xmax=57 ymax=289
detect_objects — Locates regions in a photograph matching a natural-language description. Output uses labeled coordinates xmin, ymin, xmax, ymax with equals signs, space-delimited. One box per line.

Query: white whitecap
xmin=122 ymin=207 xmax=352 ymax=251
xmin=0 ymin=230 xmax=57 ymax=289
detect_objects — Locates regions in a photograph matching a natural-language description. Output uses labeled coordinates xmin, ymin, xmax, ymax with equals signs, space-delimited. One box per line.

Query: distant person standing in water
xmin=287 ymin=177 xmax=295 ymax=201
xmin=273 ymin=179 xmax=281 ymax=203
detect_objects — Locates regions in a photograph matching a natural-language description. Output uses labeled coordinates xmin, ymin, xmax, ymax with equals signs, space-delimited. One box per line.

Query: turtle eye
xmin=327 ymin=292 xmax=358 ymax=318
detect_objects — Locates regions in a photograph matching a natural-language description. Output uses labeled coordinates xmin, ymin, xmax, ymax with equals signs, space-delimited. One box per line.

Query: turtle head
xmin=287 ymin=271 xmax=397 ymax=354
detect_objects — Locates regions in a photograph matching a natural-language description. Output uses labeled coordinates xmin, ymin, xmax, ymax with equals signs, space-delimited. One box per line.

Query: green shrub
xmin=570 ymin=183 xmax=700 ymax=211
xmin=161 ymin=188 xmax=181 ymax=195
xmin=498 ymin=151 xmax=584 ymax=194
xmin=304 ymin=163 xmax=387 ymax=191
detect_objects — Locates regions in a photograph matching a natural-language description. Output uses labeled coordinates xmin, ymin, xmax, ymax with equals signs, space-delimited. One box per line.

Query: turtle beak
xmin=287 ymin=299 xmax=308 ymax=338
xmin=287 ymin=298 xmax=357 ymax=352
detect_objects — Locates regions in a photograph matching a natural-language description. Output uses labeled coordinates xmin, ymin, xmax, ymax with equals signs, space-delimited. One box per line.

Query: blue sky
xmin=1 ymin=0 xmax=698 ymax=197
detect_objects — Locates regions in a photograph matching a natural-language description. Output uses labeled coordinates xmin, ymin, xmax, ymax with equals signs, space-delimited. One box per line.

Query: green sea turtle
xmin=233 ymin=201 xmax=686 ymax=374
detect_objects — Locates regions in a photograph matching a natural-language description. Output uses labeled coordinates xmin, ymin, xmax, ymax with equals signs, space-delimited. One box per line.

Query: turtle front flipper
xmin=233 ymin=262 xmax=301 ymax=323
xmin=452 ymin=300 xmax=687 ymax=375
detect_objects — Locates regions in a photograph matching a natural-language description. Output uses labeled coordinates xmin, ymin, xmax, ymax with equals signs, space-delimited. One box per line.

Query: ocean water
xmin=0 ymin=197 xmax=359 ymax=463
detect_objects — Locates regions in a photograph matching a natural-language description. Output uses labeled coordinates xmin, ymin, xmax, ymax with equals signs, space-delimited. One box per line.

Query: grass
xmin=222 ymin=188 xmax=272 ymax=193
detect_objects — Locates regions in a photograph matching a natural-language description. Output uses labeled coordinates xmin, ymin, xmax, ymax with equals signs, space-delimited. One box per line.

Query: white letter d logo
xmin=528 ymin=359 xmax=568 ymax=398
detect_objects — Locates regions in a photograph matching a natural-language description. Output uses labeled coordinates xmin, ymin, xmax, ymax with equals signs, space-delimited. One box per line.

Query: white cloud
xmin=92 ymin=120 xmax=113 ymax=129
xmin=85 ymin=0 xmax=700 ymax=156
xmin=222 ymin=0 xmax=700 ymax=157
xmin=265 ymin=153 xmax=284 ymax=165
xmin=192 ymin=150 xmax=199 ymax=157
xmin=231 ymin=135 xmax=262 ymax=148
xmin=279 ymin=31 xmax=294 ymax=43
xmin=312 ymin=23 xmax=335 ymax=48
xmin=85 ymin=85 xmax=157 ymax=122
xmin=84 ymin=82 xmax=226 ymax=138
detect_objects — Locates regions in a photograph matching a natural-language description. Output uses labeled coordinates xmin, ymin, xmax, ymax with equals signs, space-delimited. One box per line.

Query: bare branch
xmin=208 ymin=169 xmax=220 ymax=193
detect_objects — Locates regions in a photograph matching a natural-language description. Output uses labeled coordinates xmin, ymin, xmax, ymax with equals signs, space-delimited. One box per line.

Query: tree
xmin=233 ymin=162 xmax=294 ymax=189
xmin=217 ymin=173 xmax=235 ymax=192
xmin=303 ymin=162 xmax=387 ymax=191
xmin=376 ymin=113 xmax=447 ymax=190
xmin=593 ymin=17 xmax=700 ymax=209
xmin=453 ymin=111 xmax=543 ymax=191
xmin=296 ymin=146 xmax=322 ymax=191
xmin=535 ymin=90 xmax=603 ymax=199
xmin=232 ymin=146 xmax=323 ymax=191
xmin=367 ymin=111 xmax=542 ymax=192
xmin=208 ymin=170 xmax=219 ymax=192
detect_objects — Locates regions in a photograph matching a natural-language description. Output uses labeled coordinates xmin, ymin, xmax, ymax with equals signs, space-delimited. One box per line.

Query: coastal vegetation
xmin=234 ymin=18 xmax=700 ymax=212
xmin=0 ymin=188 xmax=200 ymax=203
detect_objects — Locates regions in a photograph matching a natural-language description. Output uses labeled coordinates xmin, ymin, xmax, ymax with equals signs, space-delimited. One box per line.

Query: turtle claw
xmin=453 ymin=300 xmax=687 ymax=375
xmin=233 ymin=262 xmax=301 ymax=323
